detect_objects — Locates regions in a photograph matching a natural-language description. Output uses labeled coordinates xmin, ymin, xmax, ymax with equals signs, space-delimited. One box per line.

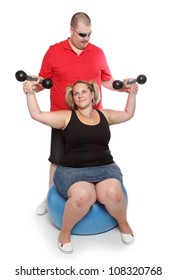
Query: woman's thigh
xmin=95 ymin=178 xmax=123 ymax=204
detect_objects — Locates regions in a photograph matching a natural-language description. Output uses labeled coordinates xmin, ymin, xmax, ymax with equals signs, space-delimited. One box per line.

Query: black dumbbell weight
xmin=15 ymin=70 xmax=53 ymax=89
xmin=113 ymin=74 xmax=147 ymax=90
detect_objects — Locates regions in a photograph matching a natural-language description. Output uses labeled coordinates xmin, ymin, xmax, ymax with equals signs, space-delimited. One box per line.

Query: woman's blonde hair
xmin=65 ymin=80 xmax=100 ymax=110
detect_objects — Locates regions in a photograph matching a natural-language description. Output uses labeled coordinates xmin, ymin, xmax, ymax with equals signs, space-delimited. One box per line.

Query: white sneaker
xmin=36 ymin=198 xmax=47 ymax=215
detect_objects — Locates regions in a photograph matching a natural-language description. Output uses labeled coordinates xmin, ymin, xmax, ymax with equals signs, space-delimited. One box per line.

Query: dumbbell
xmin=15 ymin=70 xmax=53 ymax=89
xmin=113 ymin=74 xmax=147 ymax=90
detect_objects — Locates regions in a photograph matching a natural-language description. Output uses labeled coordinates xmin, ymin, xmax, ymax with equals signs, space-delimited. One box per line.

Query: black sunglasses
xmin=74 ymin=29 xmax=92 ymax=38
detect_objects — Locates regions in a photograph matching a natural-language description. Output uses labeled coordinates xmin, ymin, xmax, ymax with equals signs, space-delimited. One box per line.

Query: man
xmin=34 ymin=12 xmax=129 ymax=215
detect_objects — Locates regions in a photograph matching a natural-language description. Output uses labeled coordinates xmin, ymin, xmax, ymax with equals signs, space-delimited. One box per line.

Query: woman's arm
xmin=23 ymin=80 xmax=68 ymax=129
xmin=101 ymin=82 xmax=138 ymax=125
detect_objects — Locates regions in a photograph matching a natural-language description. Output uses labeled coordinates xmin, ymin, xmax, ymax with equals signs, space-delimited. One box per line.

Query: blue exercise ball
xmin=47 ymin=184 xmax=128 ymax=235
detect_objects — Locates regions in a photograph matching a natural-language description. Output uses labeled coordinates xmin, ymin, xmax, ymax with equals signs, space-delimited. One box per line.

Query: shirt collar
xmin=62 ymin=38 xmax=92 ymax=52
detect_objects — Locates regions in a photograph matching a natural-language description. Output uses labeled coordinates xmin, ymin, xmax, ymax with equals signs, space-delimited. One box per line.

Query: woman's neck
xmin=77 ymin=108 xmax=94 ymax=119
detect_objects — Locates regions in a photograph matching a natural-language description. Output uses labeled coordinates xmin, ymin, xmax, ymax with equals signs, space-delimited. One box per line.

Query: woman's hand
xmin=23 ymin=77 xmax=40 ymax=95
xmin=123 ymin=78 xmax=138 ymax=94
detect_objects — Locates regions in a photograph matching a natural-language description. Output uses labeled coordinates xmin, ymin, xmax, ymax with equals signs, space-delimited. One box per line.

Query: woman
xmin=23 ymin=78 xmax=138 ymax=253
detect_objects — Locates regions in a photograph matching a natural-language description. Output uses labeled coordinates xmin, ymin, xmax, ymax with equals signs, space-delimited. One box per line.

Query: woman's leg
xmin=59 ymin=182 xmax=97 ymax=244
xmin=96 ymin=179 xmax=133 ymax=234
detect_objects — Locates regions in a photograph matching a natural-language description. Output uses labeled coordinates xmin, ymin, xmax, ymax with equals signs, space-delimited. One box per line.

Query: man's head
xmin=70 ymin=12 xmax=92 ymax=50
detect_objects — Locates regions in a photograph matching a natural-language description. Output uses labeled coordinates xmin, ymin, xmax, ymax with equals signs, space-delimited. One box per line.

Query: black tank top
xmin=60 ymin=110 xmax=114 ymax=167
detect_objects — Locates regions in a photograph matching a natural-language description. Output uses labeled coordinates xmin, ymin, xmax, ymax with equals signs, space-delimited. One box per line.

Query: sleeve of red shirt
xmin=99 ymin=48 xmax=112 ymax=82
xmin=38 ymin=47 xmax=53 ymax=78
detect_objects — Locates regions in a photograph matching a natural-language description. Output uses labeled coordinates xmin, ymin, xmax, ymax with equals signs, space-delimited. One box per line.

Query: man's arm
xmin=102 ymin=78 xmax=131 ymax=93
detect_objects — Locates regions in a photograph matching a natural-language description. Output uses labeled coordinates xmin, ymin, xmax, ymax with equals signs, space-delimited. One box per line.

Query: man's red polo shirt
xmin=39 ymin=39 xmax=112 ymax=111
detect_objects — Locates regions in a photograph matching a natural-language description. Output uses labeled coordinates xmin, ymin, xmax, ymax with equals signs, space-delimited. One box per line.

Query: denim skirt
xmin=53 ymin=163 xmax=123 ymax=198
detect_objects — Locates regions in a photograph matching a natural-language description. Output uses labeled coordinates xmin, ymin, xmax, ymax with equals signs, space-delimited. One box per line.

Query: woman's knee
xmin=107 ymin=185 xmax=122 ymax=202
xmin=68 ymin=183 xmax=97 ymax=206
xmin=97 ymin=179 xmax=123 ymax=203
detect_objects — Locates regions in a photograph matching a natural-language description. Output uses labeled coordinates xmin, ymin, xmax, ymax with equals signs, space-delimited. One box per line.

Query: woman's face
xmin=72 ymin=83 xmax=94 ymax=109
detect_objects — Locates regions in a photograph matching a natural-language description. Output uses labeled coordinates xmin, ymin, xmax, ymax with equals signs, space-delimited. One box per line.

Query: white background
xmin=1 ymin=0 xmax=176 ymax=279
